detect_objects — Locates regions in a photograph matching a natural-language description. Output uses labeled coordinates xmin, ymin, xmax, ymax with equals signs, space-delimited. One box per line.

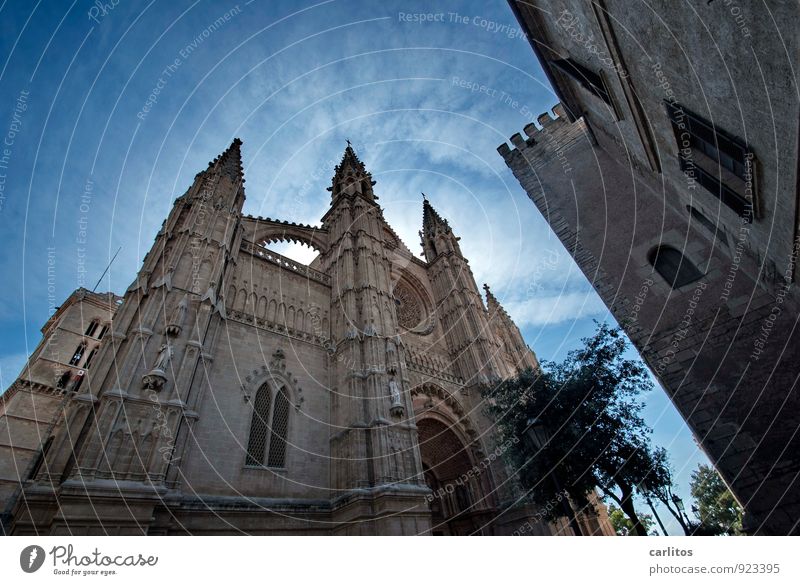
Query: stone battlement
xmin=497 ymin=103 xmax=589 ymax=172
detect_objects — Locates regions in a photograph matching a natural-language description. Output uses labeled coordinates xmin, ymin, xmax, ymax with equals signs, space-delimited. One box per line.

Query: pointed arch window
xmin=245 ymin=384 xmax=271 ymax=466
xmin=85 ymin=320 xmax=99 ymax=337
xmin=245 ymin=383 xmax=290 ymax=468
xmin=83 ymin=346 xmax=98 ymax=369
xmin=69 ymin=343 xmax=86 ymax=366
xmin=648 ymin=245 xmax=703 ymax=289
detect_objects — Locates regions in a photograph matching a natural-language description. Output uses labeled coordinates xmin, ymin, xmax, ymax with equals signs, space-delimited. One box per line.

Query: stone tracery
xmin=393 ymin=280 xmax=423 ymax=330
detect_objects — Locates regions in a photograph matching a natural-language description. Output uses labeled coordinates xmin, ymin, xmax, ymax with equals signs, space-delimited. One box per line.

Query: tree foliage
xmin=690 ymin=464 xmax=743 ymax=535
xmin=608 ymin=504 xmax=657 ymax=536
xmin=483 ymin=323 xmax=672 ymax=536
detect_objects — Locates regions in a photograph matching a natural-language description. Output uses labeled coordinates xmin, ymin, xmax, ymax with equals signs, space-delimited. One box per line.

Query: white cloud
xmin=505 ymin=291 xmax=609 ymax=327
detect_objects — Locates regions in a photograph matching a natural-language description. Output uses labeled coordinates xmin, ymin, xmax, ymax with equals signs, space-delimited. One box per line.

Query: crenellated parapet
xmin=497 ymin=103 xmax=589 ymax=174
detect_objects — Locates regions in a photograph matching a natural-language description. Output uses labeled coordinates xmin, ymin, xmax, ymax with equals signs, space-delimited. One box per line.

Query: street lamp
xmin=672 ymin=493 xmax=691 ymax=527
xmin=523 ymin=417 xmax=584 ymax=536
xmin=671 ymin=493 xmax=684 ymax=513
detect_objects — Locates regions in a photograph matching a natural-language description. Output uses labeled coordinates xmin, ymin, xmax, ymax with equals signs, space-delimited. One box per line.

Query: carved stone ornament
xmin=240 ymin=354 xmax=304 ymax=411
xmin=142 ymin=344 xmax=173 ymax=391
xmin=166 ymin=294 xmax=189 ymax=337
xmin=393 ymin=281 xmax=422 ymax=330
xmin=389 ymin=376 xmax=404 ymax=418
xmin=142 ymin=369 xmax=167 ymax=391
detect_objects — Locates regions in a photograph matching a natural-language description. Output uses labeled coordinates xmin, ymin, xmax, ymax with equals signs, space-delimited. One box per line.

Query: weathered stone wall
xmin=500 ymin=106 xmax=800 ymax=534
xmin=510 ymin=0 xmax=798 ymax=270
xmin=506 ymin=0 xmax=800 ymax=534
xmin=181 ymin=311 xmax=331 ymax=500
xmin=0 ymin=386 xmax=64 ymax=505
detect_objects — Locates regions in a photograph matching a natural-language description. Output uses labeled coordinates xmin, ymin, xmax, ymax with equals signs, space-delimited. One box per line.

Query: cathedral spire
xmin=483 ymin=283 xmax=506 ymax=315
xmin=184 ymin=137 xmax=246 ymax=211
xmin=420 ymin=194 xmax=461 ymax=262
xmin=338 ymin=140 xmax=364 ymax=172
xmin=484 ymin=283 xmax=540 ymax=373
xmin=327 ymin=141 xmax=376 ymax=201
xmin=422 ymin=194 xmax=450 ymax=235
xmin=206 ymin=137 xmax=244 ymax=182
xmin=485 ymin=284 xmax=516 ymax=321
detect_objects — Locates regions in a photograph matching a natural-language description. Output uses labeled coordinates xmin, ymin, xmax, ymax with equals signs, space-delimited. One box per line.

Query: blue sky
xmin=0 ymin=0 xmax=709 ymax=534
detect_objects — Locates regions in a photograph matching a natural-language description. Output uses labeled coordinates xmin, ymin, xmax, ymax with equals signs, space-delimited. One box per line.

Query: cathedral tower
xmin=16 ymin=140 xmax=246 ymax=531
xmin=420 ymin=196 xmax=500 ymax=389
xmin=321 ymin=144 xmax=429 ymax=532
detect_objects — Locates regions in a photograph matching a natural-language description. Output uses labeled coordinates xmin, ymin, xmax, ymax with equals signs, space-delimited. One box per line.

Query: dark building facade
xmin=500 ymin=0 xmax=800 ymax=534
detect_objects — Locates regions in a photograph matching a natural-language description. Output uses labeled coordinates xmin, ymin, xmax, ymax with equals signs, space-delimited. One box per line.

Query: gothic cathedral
xmin=0 ymin=140 xmax=612 ymax=535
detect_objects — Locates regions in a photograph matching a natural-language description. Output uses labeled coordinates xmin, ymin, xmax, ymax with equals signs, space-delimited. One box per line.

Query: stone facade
xmin=503 ymin=0 xmax=800 ymax=534
xmin=1 ymin=140 xmax=613 ymax=535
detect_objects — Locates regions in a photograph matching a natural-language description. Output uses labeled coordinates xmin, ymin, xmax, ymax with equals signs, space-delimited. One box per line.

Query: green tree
xmin=690 ymin=464 xmax=743 ymax=535
xmin=483 ymin=323 xmax=672 ymax=536
xmin=608 ymin=504 xmax=658 ymax=536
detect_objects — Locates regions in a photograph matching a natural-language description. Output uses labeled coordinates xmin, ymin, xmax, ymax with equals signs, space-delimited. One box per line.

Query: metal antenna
xmin=92 ymin=246 xmax=122 ymax=292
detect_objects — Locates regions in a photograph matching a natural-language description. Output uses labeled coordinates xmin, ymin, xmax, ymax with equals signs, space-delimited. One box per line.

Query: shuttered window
xmin=551 ymin=58 xmax=615 ymax=110
xmin=665 ymin=101 xmax=756 ymax=220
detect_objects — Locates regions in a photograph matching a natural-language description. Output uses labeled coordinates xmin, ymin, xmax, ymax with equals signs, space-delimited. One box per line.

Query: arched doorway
xmin=417 ymin=417 xmax=492 ymax=535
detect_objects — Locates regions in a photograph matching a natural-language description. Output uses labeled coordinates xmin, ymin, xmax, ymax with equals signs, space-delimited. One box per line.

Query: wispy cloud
xmin=506 ymin=291 xmax=609 ymax=327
